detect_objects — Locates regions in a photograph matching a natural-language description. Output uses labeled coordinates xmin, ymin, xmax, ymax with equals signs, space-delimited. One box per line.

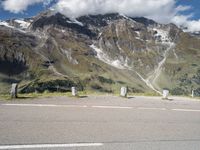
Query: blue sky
xmin=176 ymin=0 xmax=200 ymax=20
xmin=0 ymin=0 xmax=200 ymax=32
xmin=0 ymin=3 xmax=44 ymax=20
xmin=0 ymin=0 xmax=199 ymax=20
xmin=0 ymin=0 xmax=56 ymax=20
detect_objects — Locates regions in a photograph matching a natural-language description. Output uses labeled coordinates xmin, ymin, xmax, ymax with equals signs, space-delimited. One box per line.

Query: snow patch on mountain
xmin=14 ymin=19 xmax=31 ymax=29
xmin=135 ymin=31 xmax=144 ymax=41
xmin=173 ymin=49 xmax=179 ymax=59
xmin=90 ymin=44 xmax=126 ymax=69
xmin=67 ymin=19 xmax=84 ymax=26
xmin=0 ymin=21 xmax=14 ymax=28
xmin=115 ymin=26 xmax=123 ymax=52
xmin=0 ymin=20 xmax=28 ymax=33
xmin=135 ymin=31 xmax=140 ymax=36
xmin=120 ymin=14 xmax=133 ymax=21
xmin=153 ymin=28 xmax=170 ymax=43
xmin=60 ymin=49 xmax=79 ymax=65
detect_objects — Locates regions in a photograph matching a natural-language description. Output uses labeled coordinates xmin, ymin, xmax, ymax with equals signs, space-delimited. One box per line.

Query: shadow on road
xmin=78 ymin=96 xmax=88 ymax=99
xmin=16 ymin=96 xmax=35 ymax=100
xmin=162 ymin=98 xmax=174 ymax=101
xmin=127 ymin=96 xmax=135 ymax=99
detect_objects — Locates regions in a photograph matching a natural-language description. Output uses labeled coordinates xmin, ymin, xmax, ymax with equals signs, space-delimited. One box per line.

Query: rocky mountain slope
xmin=0 ymin=11 xmax=200 ymax=95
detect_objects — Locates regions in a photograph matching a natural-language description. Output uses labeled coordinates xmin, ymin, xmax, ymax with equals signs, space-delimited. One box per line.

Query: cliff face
xmin=0 ymin=11 xmax=200 ymax=95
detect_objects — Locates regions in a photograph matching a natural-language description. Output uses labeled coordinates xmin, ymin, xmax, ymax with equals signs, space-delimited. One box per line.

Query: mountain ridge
xmin=0 ymin=11 xmax=200 ymax=95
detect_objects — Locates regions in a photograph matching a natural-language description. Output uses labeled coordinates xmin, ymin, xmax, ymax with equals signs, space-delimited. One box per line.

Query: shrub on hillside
xmin=97 ymin=76 xmax=115 ymax=84
xmin=171 ymin=87 xmax=187 ymax=95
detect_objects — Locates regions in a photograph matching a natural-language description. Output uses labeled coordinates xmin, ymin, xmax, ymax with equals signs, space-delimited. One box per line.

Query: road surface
xmin=0 ymin=96 xmax=200 ymax=150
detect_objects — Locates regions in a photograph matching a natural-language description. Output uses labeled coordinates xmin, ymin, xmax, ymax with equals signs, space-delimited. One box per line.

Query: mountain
xmin=0 ymin=11 xmax=200 ymax=95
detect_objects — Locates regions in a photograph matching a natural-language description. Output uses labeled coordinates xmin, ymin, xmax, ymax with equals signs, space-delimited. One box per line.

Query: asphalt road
xmin=0 ymin=96 xmax=200 ymax=150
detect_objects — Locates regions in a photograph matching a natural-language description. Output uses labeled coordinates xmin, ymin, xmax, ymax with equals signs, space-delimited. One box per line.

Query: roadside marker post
xmin=120 ymin=87 xmax=127 ymax=97
xmin=162 ymin=90 xmax=169 ymax=100
xmin=10 ymin=83 xmax=18 ymax=99
xmin=71 ymin=87 xmax=78 ymax=96
xmin=191 ymin=90 xmax=195 ymax=98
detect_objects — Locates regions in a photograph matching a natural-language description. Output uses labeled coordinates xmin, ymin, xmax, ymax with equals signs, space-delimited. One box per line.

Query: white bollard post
xmin=120 ymin=87 xmax=127 ymax=97
xmin=71 ymin=87 xmax=78 ymax=96
xmin=192 ymin=90 xmax=195 ymax=98
xmin=162 ymin=90 xmax=169 ymax=99
xmin=11 ymin=83 xmax=18 ymax=99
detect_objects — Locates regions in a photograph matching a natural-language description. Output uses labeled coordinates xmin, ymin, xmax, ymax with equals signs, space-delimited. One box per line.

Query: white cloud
xmin=1 ymin=0 xmax=53 ymax=13
xmin=1 ymin=0 xmax=200 ymax=32
xmin=172 ymin=16 xmax=200 ymax=32
xmin=54 ymin=0 xmax=177 ymax=23
xmin=175 ymin=5 xmax=191 ymax=12
xmin=186 ymin=20 xmax=200 ymax=33
xmin=53 ymin=0 xmax=200 ymax=32
xmin=172 ymin=14 xmax=200 ymax=33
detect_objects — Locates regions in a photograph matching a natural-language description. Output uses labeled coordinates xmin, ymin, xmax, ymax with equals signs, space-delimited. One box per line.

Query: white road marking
xmin=138 ymin=107 xmax=167 ymax=111
xmin=92 ymin=105 xmax=133 ymax=109
xmin=172 ymin=109 xmax=200 ymax=112
xmin=2 ymin=104 xmax=200 ymax=112
xmin=0 ymin=143 xmax=103 ymax=149
xmin=2 ymin=104 xmax=87 ymax=108
xmin=2 ymin=104 xmax=132 ymax=109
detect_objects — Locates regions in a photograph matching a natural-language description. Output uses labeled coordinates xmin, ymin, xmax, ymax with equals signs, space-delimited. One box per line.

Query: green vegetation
xmin=19 ymin=78 xmax=77 ymax=93
xmin=170 ymin=69 xmax=200 ymax=96
xmin=97 ymin=76 xmax=115 ymax=84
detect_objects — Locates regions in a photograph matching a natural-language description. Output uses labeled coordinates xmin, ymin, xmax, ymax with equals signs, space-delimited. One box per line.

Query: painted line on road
xmin=0 ymin=143 xmax=103 ymax=149
xmin=2 ymin=104 xmax=200 ymax=112
xmin=2 ymin=104 xmax=133 ymax=109
xmin=2 ymin=104 xmax=88 ymax=108
xmin=172 ymin=109 xmax=200 ymax=112
xmin=92 ymin=105 xmax=133 ymax=109
xmin=138 ymin=107 xmax=167 ymax=111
